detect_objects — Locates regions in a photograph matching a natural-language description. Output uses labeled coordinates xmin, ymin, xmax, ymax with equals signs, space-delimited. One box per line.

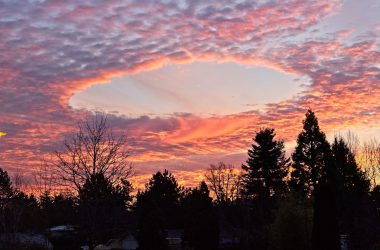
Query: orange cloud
xmin=1 ymin=0 xmax=380 ymax=190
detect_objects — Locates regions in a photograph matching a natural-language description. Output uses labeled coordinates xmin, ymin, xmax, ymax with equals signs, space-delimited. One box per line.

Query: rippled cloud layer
xmin=0 ymin=0 xmax=379 ymax=186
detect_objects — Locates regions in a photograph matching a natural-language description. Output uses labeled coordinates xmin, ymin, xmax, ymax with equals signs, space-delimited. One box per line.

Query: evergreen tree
xmin=290 ymin=109 xmax=331 ymax=195
xmin=136 ymin=169 xmax=182 ymax=228
xmin=135 ymin=170 xmax=182 ymax=250
xmin=0 ymin=168 xmax=13 ymax=199
xmin=40 ymin=190 xmax=53 ymax=211
xmin=372 ymin=185 xmax=380 ymax=212
xmin=312 ymin=180 xmax=341 ymax=250
xmin=332 ymin=137 xmax=372 ymax=249
xmin=51 ymin=193 xmax=76 ymax=226
xmin=78 ymin=173 xmax=130 ymax=246
xmin=136 ymin=199 xmax=168 ymax=250
xmin=242 ymin=128 xmax=290 ymax=201
xmin=269 ymin=193 xmax=313 ymax=250
xmin=0 ymin=168 xmax=13 ymax=233
xmin=182 ymin=181 xmax=219 ymax=250
xmin=39 ymin=190 xmax=54 ymax=228
xmin=290 ymin=110 xmax=340 ymax=250
xmin=332 ymin=137 xmax=370 ymax=196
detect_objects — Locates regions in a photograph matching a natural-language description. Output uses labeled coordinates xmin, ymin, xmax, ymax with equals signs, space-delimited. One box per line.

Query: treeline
xmin=1 ymin=110 xmax=380 ymax=250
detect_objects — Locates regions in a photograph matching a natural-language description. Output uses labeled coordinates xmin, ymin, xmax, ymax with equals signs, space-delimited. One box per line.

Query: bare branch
xmin=51 ymin=113 xmax=133 ymax=192
xmin=205 ymin=162 xmax=242 ymax=204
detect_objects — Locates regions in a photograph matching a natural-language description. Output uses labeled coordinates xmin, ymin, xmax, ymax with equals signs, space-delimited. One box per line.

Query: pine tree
xmin=0 ymin=168 xmax=13 ymax=233
xmin=136 ymin=200 xmax=168 ymax=250
xmin=242 ymin=128 xmax=290 ymax=201
xmin=332 ymin=137 xmax=370 ymax=197
xmin=332 ymin=137 xmax=371 ymax=249
xmin=290 ymin=110 xmax=340 ymax=250
xmin=0 ymin=168 xmax=12 ymax=199
xmin=136 ymin=169 xmax=182 ymax=228
xmin=312 ymin=180 xmax=341 ymax=250
xmin=290 ymin=109 xmax=331 ymax=195
xmin=78 ymin=173 xmax=129 ymax=246
xmin=135 ymin=170 xmax=182 ymax=250
xmin=182 ymin=181 xmax=218 ymax=250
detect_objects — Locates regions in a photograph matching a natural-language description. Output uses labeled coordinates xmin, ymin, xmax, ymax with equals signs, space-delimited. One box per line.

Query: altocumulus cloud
xmin=0 ymin=0 xmax=379 ymax=186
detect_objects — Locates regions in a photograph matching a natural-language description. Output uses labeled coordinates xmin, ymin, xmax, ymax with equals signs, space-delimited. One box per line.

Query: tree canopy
xmin=242 ymin=128 xmax=290 ymax=201
xmin=290 ymin=109 xmax=332 ymax=195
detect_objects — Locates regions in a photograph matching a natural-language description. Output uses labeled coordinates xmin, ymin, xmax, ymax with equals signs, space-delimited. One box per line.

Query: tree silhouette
xmin=54 ymin=113 xmax=132 ymax=191
xmin=78 ymin=172 xmax=131 ymax=246
xmin=136 ymin=199 xmax=168 ymax=250
xmin=269 ymin=193 xmax=312 ymax=250
xmin=182 ymin=181 xmax=219 ymax=250
xmin=290 ymin=109 xmax=331 ymax=195
xmin=135 ymin=170 xmax=182 ymax=250
xmin=0 ymin=168 xmax=13 ymax=233
xmin=136 ymin=169 xmax=182 ymax=228
xmin=205 ymin=162 xmax=241 ymax=204
xmin=0 ymin=168 xmax=12 ymax=199
xmin=240 ymin=128 xmax=290 ymax=249
xmin=39 ymin=190 xmax=54 ymax=228
xmin=332 ymin=137 xmax=373 ymax=249
xmin=50 ymin=193 xmax=76 ymax=226
xmin=289 ymin=110 xmax=340 ymax=250
xmin=312 ymin=180 xmax=340 ymax=250
xmin=333 ymin=136 xmax=370 ymax=206
xmin=242 ymin=128 xmax=290 ymax=202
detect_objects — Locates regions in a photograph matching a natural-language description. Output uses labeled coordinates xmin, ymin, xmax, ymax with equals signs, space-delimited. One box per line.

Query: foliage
xmin=182 ymin=181 xmax=219 ymax=250
xmin=242 ymin=127 xmax=290 ymax=203
xmin=290 ymin=109 xmax=332 ymax=196
xmin=134 ymin=170 xmax=183 ymax=250
xmin=78 ymin=172 xmax=131 ymax=246
xmin=269 ymin=193 xmax=312 ymax=250
xmin=2 ymin=109 xmax=380 ymax=250
xmin=136 ymin=169 xmax=182 ymax=228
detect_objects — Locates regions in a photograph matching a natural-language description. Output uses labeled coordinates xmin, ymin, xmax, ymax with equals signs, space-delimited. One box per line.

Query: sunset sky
xmin=0 ymin=0 xmax=379 ymax=188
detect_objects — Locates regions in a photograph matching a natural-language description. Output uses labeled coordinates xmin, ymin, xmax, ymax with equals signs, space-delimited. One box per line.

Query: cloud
xmin=0 ymin=0 xmax=379 ymax=187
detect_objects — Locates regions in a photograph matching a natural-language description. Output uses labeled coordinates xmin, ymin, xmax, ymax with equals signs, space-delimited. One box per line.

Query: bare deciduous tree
xmin=33 ymin=160 xmax=53 ymax=194
xmin=205 ymin=162 xmax=242 ymax=204
xmin=53 ymin=114 xmax=132 ymax=191
xmin=344 ymin=130 xmax=360 ymax=155
xmin=358 ymin=138 xmax=380 ymax=187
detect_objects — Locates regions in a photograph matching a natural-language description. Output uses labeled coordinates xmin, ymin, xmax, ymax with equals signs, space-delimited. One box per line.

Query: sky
xmin=0 ymin=0 xmax=379 ymax=188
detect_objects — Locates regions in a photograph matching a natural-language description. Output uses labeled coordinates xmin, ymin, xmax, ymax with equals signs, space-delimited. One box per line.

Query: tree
xmin=136 ymin=200 xmax=168 ymax=250
xmin=0 ymin=168 xmax=12 ymax=199
xmin=357 ymin=138 xmax=380 ymax=188
xmin=332 ymin=137 xmax=373 ymax=249
xmin=0 ymin=169 xmax=42 ymax=233
xmin=54 ymin=113 xmax=132 ymax=191
xmin=332 ymin=136 xmax=370 ymax=207
xmin=269 ymin=194 xmax=312 ymax=250
xmin=135 ymin=170 xmax=182 ymax=228
xmin=290 ymin=110 xmax=340 ymax=250
xmin=0 ymin=168 xmax=13 ymax=233
xmin=135 ymin=170 xmax=182 ymax=250
xmin=205 ymin=162 xmax=241 ymax=204
xmin=50 ymin=193 xmax=76 ymax=227
xmin=182 ymin=181 xmax=219 ymax=250
xmin=290 ymin=109 xmax=332 ymax=195
xmin=242 ymin=128 xmax=290 ymax=202
xmin=311 ymin=181 xmax=340 ymax=250
xmin=78 ymin=172 xmax=131 ymax=246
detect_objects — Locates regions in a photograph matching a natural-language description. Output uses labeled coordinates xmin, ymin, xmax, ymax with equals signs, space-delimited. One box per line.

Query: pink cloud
xmin=0 ymin=0 xmax=379 ymax=187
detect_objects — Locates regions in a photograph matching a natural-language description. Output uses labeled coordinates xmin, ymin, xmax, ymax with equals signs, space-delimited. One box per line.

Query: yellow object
xmin=0 ymin=131 xmax=7 ymax=137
